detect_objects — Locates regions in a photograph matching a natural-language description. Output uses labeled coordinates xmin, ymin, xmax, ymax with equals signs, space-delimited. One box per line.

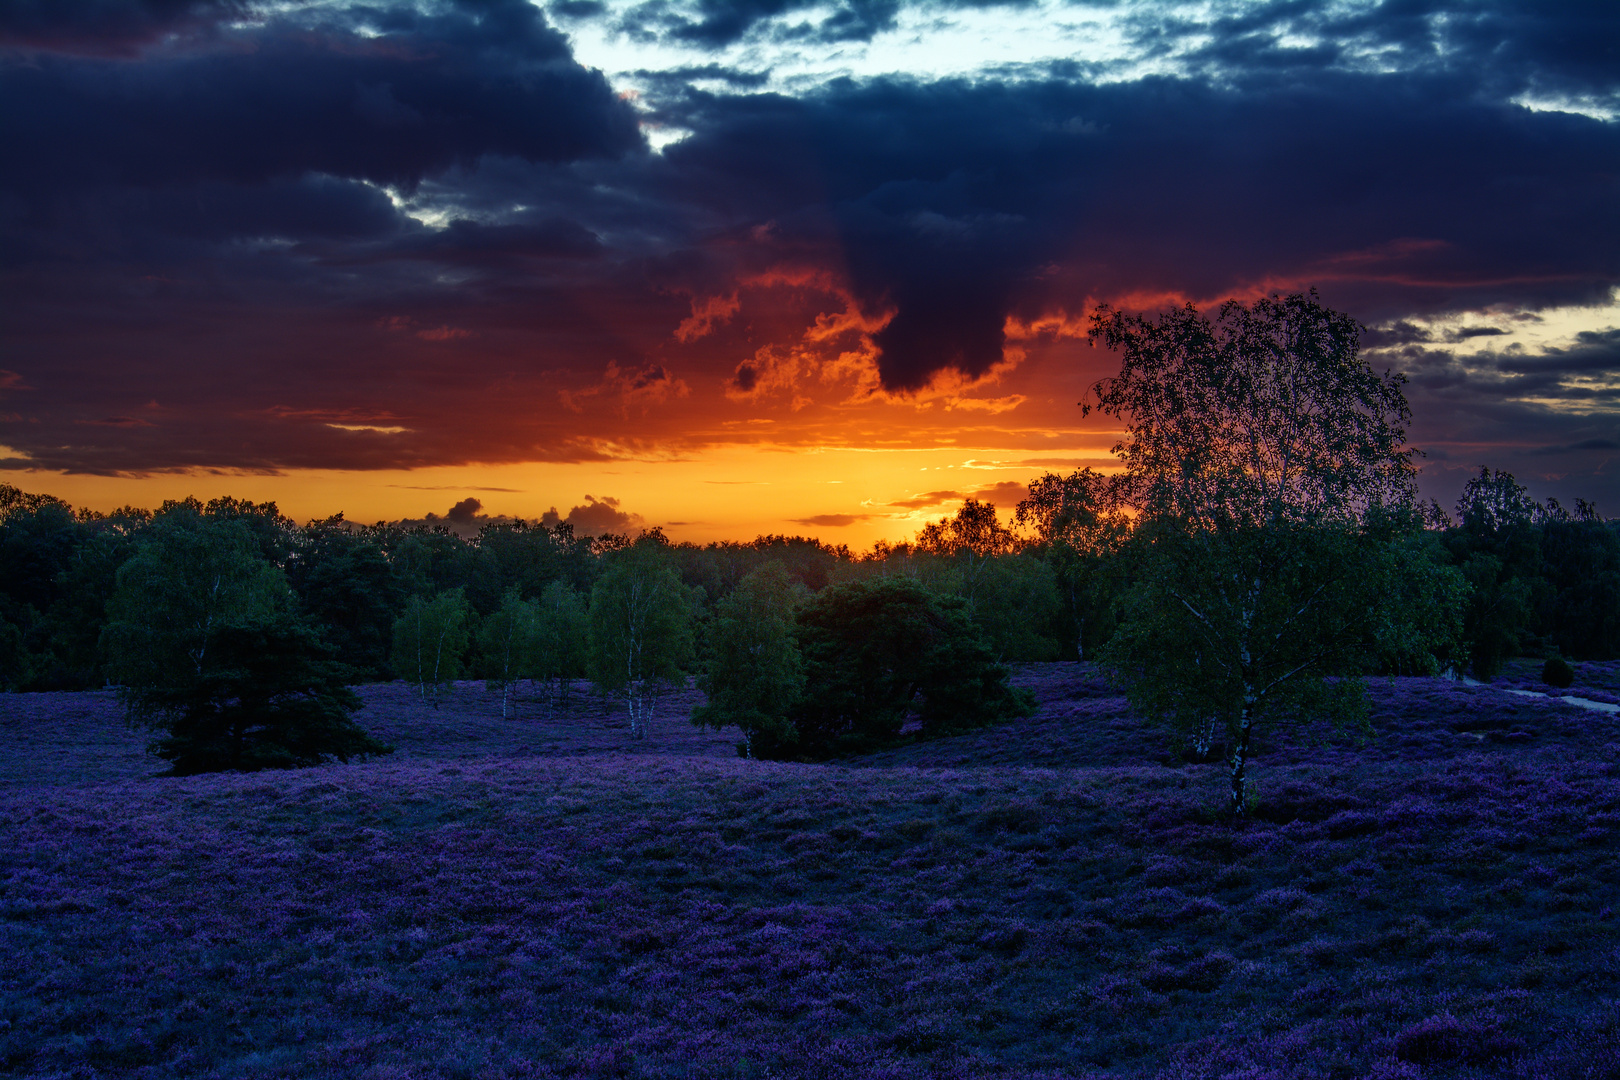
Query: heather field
xmin=4 ymin=665 xmax=1620 ymax=1080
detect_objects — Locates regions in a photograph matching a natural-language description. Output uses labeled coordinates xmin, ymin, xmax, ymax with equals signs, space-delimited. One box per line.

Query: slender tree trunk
xmin=1194 ymin=715 xmax=1218 ymax=760
xmin=1229 ymin=699 xmax=1255 ymax=816
xmin=413 ymin=605 xmax=429 ymax=704
xmin=430 ymin=624 xmax=446 ymax=709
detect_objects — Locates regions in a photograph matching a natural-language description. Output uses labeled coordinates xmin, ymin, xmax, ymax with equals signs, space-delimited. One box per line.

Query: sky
xmin=1 ymin=0 xmax=1617 ymax=545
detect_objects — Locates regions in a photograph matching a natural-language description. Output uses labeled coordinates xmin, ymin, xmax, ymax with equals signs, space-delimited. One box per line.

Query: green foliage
xmin=139 ymin=613 xmax=392 ymax=775
xmin=1536 ymin=511 xmax=1620 ymax=660
xmin=1015 ymin=469 xmax=1130 ymax=660
xmin=911 ymin=499 xmax=1063 ymax=660
xmin=100 ymin=506 xmax=292 ymax=693
xmin=589 ymin=533 xmax=697 ymax=738
xmin=1456 ymin=467 xmax=1539 ymax=537
xmin=391 ymin=589 xmax=473 ymax=706
xmin=1456 ymin=553 xmax=1535 ymax=681
xmin=477 ymin=589 xmax=542 ymax=719
xmin=1373 ymin=530 xmax=1471 ymax=676
xmin=1088 ymin=291 xmax=1423 ymax=814
xmin=0 ymin=614 xmax=29 ymax=691
xmin=535 ymin=579 xmax=589 ymax=710
xmin=0 ymin=489 xmax=98 ymax=688
xmin=94 ymin=504 xmax=387 ymax=773
xmin=970 ymin=552 xmax=1064 ymax=661
xmin=38 ymin=525 xmax=140 ymax=689
xmin=1542 ymin=656 xmax=1575 ymax=689
xmin=692 ymin=564 xmax=806 ymax=758
xmin=1446 ymin=468 xmax=1546 ymax=679
xmin=1102 ymin=520 xmax=1387 ymax=758
xmin=914 ymin=498 xmax=1018 ymax=604
xmin=287 ymin=516 xmax=402 ymax=680
xmin=781 ymin=577 xmax=1033 ymax=760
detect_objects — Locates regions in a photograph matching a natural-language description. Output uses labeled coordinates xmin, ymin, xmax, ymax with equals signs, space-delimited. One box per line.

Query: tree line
xmin=2 ymin=294 xmax=1615 ymax=801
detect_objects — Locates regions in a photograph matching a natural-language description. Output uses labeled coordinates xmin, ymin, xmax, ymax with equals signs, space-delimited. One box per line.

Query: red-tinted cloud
xmin=1 ymin=0 xmax=1617 ymax=513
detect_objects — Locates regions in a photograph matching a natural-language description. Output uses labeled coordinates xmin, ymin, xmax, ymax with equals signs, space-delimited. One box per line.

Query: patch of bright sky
xmin=1511 ymin=92 xmax=1620 ymax=124
xmin=1379 ymin=289 xmax=1620 ymax=359
xmin=551 ymin=0 xmax=1159 ymax=99
xmin=364 ymin=181 xmax=455 ymax=229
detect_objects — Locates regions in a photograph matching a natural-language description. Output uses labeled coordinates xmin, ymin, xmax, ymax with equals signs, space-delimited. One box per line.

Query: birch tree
xmin=391 ymin=589 xmax=472 ymax=706
xmin=691 ymin=563 xmax=805 ymax=758
xmin=535 ymin=579 xmax=589 ymax=711
xmin=1088 ymin=291 xmax=1424 ymax=815
xmin=588 ymin=533 xmax=694 ymax=739
xmin=477 ymin=588 xmax=541 ymax=719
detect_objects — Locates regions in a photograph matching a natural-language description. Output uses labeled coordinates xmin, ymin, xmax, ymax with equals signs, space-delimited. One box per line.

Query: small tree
xmin=692 ymin=563 xmax=806 ymax=758
xmin=1015 ymin=469 xmax=1130 ymax=660
xmin=391 ymin=589 xmax=473 ymax=706
xmin=477 ymin=588 xmax=541 ymax=719
xmin=1088 ymin=291 xmax=1425 ymax=815
xmin=535 ymin=579 xmax=589 ymax=711
xmin=99 ymin=505 xmax=389 ymax=773
xmin=589 ymin=533 xmax=695 ymax=739
xmin=139 ymin=614 xmax=392 ymax=775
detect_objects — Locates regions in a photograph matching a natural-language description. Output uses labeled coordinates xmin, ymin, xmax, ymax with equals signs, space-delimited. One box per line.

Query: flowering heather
xmin=3 ymin=667 xmax=1619 ymax=1078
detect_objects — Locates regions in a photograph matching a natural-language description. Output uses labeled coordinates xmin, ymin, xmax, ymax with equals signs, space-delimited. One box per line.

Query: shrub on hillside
xmin=1542 ymin=656 xmax=1575 ymax=688
xmin=137 ymin=614 xmax=392 ymax=774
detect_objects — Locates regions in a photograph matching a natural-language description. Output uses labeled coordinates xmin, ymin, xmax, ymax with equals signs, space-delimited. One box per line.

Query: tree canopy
xmin=691 ymin=563 xmax=805 ymax=759
xmin=1089 ymin=290 xmax=1416 ymax=526
xmin=99 ymin=504 xmax=390 ymax=773
xmin=1088 ymin=291 xmax=1424 ymax=814
xmin=783 ymin=577 xmax=1033 ymax=760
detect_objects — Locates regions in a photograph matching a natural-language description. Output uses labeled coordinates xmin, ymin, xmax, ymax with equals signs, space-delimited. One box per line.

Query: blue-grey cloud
xmin=0 ymin=0 xmax=1617 ymax=506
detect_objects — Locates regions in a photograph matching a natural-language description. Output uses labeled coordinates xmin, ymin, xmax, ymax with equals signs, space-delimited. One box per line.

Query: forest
xmin=0 ymin=461 xmax=1614 ymax=702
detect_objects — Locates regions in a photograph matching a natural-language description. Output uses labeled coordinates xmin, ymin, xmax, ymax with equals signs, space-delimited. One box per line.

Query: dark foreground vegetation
xmin=4 ymin=663 xmax=1619 ymax=1079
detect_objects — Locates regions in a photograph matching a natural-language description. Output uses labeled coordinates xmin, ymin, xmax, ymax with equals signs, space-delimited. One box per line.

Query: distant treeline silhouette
xmin=1 ymin=465 xmax=1612 ymax=694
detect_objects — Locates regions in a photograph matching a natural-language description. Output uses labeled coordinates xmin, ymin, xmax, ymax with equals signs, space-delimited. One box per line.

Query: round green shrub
xmin=1542 ymin=656 xmax=1575 ymax=689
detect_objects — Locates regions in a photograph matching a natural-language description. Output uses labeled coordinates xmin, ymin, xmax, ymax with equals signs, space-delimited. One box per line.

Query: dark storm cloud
xmin=1533 ymin=439 xmax=1620 ymax=456
xmin=0 ymin=0 xmax=243 ymax=54
xmin=1 ymin=0 xmax=1618 ymax=484
xmin=1377 ymin=330 xmax=1620 ymax=506
xmin=652 ymin=66 xmax=1618 ymax=390
xmin=0 ymin=0 xmax=642 ymax=195
xmin=612 ymin=0 xmax=900 ymax=47
xmin=1498 ymin=329 xmax=1620 ymax=378
xmin=596 ymin=0 xmax=1060 ymax=48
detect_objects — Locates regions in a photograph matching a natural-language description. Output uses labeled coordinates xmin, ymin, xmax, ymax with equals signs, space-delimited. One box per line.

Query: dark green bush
xmin=1542 ymin=656 xmax=1575 ymax=688
xmin=776 ymin=577 xmax=1035 ymax=759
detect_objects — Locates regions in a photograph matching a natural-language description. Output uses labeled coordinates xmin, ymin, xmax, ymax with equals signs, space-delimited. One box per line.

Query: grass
xmin=2 ymin=665 xmax=1619 ymax=1078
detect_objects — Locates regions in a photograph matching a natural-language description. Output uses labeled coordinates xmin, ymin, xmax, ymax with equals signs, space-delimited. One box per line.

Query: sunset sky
xmin=2 ymin=0 xmax=1617 ymax=546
